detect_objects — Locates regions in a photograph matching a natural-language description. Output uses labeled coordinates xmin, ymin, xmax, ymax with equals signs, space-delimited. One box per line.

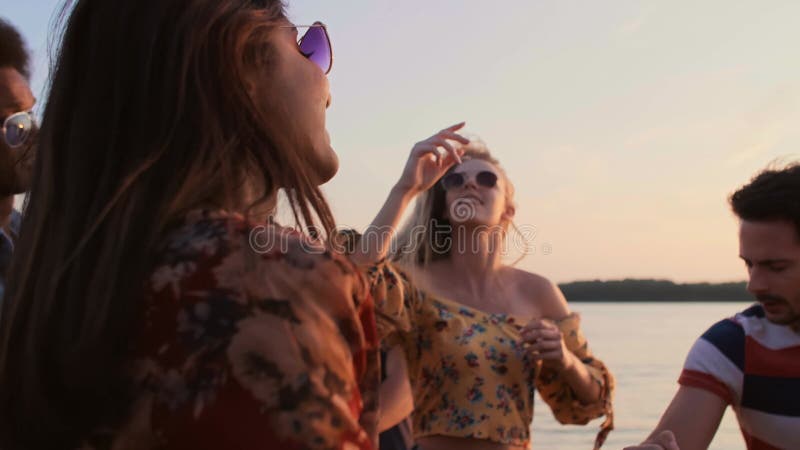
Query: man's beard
xmin=757 ymin=294 xmax=800 ymax=326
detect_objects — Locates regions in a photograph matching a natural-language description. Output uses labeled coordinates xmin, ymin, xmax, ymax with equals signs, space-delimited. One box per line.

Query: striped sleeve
xmin=678 ymin=318 xmax=745 ymax=405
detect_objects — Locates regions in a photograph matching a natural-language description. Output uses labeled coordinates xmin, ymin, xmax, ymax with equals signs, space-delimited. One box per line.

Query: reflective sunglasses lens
xmin=441 ymin=173 xmax=464 ymax=190
xmin=4 ymin=113 xmax=32 ymax=148
xmin=476 ymin=171 xmax=498 ymax=188
xmin=299 ymin=25 xmax=331 ymax=74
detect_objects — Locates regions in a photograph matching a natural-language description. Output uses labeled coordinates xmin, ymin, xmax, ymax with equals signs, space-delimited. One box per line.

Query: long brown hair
xmin=0 ymin=0 xmax=336 ymax=448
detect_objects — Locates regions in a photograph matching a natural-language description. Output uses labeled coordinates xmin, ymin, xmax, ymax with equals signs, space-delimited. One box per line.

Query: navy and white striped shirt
xmin=679 ymin=304 xmax=800 ymax=450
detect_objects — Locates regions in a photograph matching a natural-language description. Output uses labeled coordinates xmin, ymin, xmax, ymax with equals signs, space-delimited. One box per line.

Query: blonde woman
xmin=352 ymin=123 xmax=614 ymax=450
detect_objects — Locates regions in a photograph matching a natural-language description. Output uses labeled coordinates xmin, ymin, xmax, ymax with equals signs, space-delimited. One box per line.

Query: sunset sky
xmin=7 ymin=0 xmax=800 ymax=283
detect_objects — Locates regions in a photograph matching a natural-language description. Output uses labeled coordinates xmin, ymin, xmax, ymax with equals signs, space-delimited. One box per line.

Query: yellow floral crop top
xmin=366 ymin=262 xmax=614 ymax=449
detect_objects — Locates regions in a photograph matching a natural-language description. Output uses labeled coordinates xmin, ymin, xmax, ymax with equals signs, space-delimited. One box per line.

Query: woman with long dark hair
xmin=0 ymin=1 xmax=379 ymax=449
xmin=352 ymin=128 xmax=614 ymax=450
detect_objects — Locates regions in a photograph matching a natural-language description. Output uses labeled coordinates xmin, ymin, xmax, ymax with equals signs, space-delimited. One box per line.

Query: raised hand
xmin=393 ymin=122 xmax=470 ymax=196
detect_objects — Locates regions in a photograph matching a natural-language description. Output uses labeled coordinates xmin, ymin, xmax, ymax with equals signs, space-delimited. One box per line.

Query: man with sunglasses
xmin=0 ymin=17 xmax=36 ymax=304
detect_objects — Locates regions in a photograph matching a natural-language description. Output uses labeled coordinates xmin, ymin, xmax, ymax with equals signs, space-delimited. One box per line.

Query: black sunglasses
xmin=441 ymin=170 xmax=498 ymax=190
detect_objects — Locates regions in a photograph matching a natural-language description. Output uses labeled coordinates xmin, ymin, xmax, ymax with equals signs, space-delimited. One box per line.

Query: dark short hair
xmin=730 ymin=163 xmax=800 ymax=238
xmin=0 ymin=17 xmax=31 ymax=80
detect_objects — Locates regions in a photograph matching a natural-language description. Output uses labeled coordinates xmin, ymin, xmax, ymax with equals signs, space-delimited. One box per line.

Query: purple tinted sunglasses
xmin=288 ymin=22 xmax=333 ymax=74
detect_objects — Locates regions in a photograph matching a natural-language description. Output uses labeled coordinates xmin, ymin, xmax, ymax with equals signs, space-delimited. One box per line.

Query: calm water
xmin=531 ymin=302 xmax=747 ymax=450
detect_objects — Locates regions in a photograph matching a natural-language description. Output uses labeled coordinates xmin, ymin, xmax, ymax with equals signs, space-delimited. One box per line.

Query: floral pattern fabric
xmin=367 ymin=262 xmax=614 ymax=449
xmin=93 ymin=210 xmax=379 ymax=450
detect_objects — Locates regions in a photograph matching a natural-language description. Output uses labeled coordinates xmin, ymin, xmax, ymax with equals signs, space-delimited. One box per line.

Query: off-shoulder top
xmin=366 ymin=262 xmax=614 ymax=449
xmin=87 ymin=210 xmax=380 ymax=450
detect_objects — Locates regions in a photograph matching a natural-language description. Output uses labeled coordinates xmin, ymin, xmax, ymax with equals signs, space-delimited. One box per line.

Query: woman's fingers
xmin=410 ymin=149 xmax=437 ymax=167
xmin=524 ymin=323 xmax=559 ymax=335
xmin=441 ymin=122 xmax=466 ymax=134
xmin=522 ymin=327 xmax=560 ymax=343
xmin=419 ymin=128 xmax=466 ymax=147
xmin=412 ymin=124 xmax=469 ymax=166
xmin=439 ymin=129 xmax=470 ymax=145
xmin=531 ymin=349 xmax=562 ymax=360
xmin=432 ymin=137 xmax=456 ymax=156
xmin=428 ymin=137 xmax=461 ymax=165
xmin=528 ymin=340 xmax=561 ymax=354
xmin=399 ymin=123 xmax=468 ymax=194
xmin=412 ymin=143 xmax=444 ymax=163
xmin=413 ymin=138 xmax=463 ymax=168
xmin=522 ymin=318 xmax=557 ymax=333
xmin=522 ymin=321 xmax=569 ymax=364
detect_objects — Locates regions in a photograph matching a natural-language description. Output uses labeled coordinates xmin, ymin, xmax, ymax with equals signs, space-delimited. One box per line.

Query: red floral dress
xmin=93 ymin=210 xmax=379 ymax=450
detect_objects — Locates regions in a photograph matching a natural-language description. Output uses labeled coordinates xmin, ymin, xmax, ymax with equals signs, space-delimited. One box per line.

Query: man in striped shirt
xmin=628 ymin=164 xmax=800 ymax=450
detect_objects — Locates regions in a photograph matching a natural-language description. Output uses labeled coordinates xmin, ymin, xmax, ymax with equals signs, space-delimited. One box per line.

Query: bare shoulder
xmin=504 ymin=266 xmax=571 ymax=319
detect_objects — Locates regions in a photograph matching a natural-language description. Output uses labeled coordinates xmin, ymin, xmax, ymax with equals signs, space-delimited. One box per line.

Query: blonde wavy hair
xmin=393 ymin=136 xmax=523 ymax=268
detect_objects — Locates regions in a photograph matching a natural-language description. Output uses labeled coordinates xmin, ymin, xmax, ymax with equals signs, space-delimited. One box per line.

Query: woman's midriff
xmin=416 ymin=436 xmax=528 ymax=450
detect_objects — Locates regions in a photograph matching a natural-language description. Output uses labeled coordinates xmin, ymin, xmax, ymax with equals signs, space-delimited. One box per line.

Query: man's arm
xmin=639 ymin=386 xmax=727 ymax=450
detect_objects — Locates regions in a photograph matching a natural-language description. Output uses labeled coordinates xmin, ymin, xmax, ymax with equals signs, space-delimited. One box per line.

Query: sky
xmin=5 ymin=0 xmax=800 ymax=283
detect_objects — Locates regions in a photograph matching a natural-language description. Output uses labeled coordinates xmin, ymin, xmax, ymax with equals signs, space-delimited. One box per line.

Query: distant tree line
xmin=558 ymin=279 xmax=751 ymax=302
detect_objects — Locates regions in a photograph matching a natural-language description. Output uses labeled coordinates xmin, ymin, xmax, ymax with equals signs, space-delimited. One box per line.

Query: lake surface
xmin=531 ymin=302 xmax=747 ymax=450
